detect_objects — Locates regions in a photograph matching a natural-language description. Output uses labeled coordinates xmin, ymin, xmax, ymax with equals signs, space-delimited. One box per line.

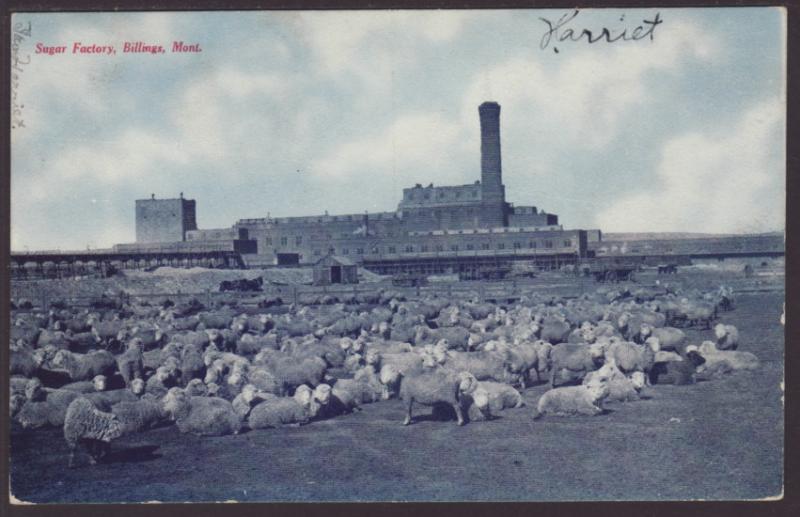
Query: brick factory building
xmin=116 ymin=102 xmax=597 ymax=278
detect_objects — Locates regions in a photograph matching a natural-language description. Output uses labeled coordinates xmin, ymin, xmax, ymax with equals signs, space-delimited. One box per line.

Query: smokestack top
xmin=479 ymin=101 xmax=500 ymax=111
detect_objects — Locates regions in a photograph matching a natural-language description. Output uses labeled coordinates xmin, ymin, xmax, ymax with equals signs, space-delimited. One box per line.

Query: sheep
xmin=714 ymin=323 xmax=740 ymax=351
xmin=264 ymin=356 xmax=328 ymax=395
xmin=180 ymin=343 xmax=206 ymax=386
xmin=437 ymin=350 xmax=516 ymax=385
xmin=532 ymin=383 xmax=610 ymax=419
xmin=548 ymin=343 xmax=605 ymax=388
xmin=185 ymin=378 xmax=209 ymax=397
xmin=687 ymin=341 xmax=759 ymax=372
xmin=10 ymin=346 xmax=43 ymax=377
xmin=15 ymin=379 xmax=81 ymax=429
xmin=111 ymin=397 xmax=170 ymax=435
xmin=83 ymin=386 xmax=140 ymax=411
xmin=63 ymin=397 xmax=124 ymax=468
xmin=582 ymin=359 xmax=646 ymax=402
xmin=649 ymin=351 xmax=707 ymax=385
xmin=457 ymin=372 xmax=524 ymax=414
xmin=604 ymin=340 xmax=657 ymax=379
xmin=232 ymin=384 xmax=279 ymax=420
xmin=50 ymin=349 xmax=117 ymax=382
xmin=146 ymin=367 xmax=175 ymax=398
xmin=247 ymin=385 xmax=323 ymax=429
xmin=536 ymin=318 xmax=571 ymax=344
xmin=60 ymin=375 xmax=108 ymax=394
xmin=397 ymin=368 xmax=469 ymax=426
xmin=162 ymin=387 xmax=242 ymax=436
xmin=638 ymin=325 xmax=687 ymax=352
xmin=116 ymin=338 xmax=144 ymax=387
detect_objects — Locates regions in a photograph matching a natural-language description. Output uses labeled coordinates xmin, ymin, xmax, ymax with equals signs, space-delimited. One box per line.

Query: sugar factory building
xmin=115 ymin=102 xmax=597 ymax=278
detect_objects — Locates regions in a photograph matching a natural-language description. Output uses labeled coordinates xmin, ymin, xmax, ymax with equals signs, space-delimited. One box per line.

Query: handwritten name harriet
xmin=540 ymin=10 xmax=664 ymax=53
xmin=34 ymin=41 xmax=202 ymax=56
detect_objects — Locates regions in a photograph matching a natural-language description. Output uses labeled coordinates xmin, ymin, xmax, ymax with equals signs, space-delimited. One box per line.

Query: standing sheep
xmin=50 ymin=349 xmax=117 ymax=382
xmin=116 ymin=338 xmax=144 ymax=387
xmin=63 ymin=397 xmax=124 ymax=468
xmin=398 ymin=368 xmax=468 ymax=426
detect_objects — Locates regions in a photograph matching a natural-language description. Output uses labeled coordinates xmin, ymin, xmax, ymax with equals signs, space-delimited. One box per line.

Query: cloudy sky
xmin=10 ymin=8 xmax=786 ymax=250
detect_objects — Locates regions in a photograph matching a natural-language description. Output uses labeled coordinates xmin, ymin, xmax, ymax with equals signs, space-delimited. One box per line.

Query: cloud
xmin=460 ymin=15 xmax=721 ymax=151
xmin=594 ymin=97 xmax=785 ymax=233
xmin=309 ymin=111 xmax=470 ymax=186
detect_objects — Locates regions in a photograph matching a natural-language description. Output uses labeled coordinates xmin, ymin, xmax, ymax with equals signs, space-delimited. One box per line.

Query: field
xmin=8 ymin=268 xmax=784 ymax=503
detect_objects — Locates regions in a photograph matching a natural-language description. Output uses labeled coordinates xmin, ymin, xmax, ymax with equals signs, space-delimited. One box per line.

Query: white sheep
xmin=247 ymin=385 xmax=323 ymax=429
xmin=50 ymin=349 xmax=117 ymax=382
xmin=582 ymin=358 xmax=646 ymax=402
xmin=714 ymin=323 xmax=740 ymax=351
xmin=687 ymin=341 xmax=759 ymax=372
xmin=111 ymin=397 xmax=170 ymax=435
xmin=532 ymin=383 xmax=610 ymax=418
xmin=116 ymin=338 xmax=145 ymax=387
xmin=63 ymin=397 xmax=124 ymax=468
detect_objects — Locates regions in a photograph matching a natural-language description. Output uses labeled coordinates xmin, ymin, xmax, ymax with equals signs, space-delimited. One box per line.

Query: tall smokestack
xmin=479 ymin=102 xmax=503 ymax=202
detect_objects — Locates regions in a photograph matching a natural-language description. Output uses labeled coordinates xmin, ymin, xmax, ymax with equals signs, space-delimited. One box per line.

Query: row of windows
xmin=309 ymin=240 xmax=572 ymax=256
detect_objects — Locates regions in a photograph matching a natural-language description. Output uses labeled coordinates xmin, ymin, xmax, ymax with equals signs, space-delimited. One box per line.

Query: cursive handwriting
xmin=11 ymin=21 xmax=32 ymax=129
xmin=540 ymin=10 xmax=664 ymax=53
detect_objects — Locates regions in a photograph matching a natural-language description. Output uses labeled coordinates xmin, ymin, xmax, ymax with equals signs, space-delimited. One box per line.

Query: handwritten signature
xmin=11 ymin=21 xmax=32 ymax=129
xmin=540 ymin=10 xmax=664 ymax=53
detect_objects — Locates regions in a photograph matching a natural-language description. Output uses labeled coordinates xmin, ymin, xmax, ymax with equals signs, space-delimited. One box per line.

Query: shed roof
xmin=314 ymin=253 xmax=357 ymax=267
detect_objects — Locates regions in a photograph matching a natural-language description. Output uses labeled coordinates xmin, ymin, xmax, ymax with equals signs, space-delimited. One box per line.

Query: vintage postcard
xmin=8 ymin=8 xmax=785 ymax=503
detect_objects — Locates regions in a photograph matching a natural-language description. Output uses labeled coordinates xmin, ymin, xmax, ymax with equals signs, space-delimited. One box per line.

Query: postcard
xmin=8 ymin=8 xmax=785 ymax=503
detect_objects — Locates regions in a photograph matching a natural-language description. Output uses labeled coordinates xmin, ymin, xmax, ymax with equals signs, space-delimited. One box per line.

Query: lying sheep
xmin=60 ymin=375 xmax=108 ymax=394
xmin=63 ymin=397 xmax=124 ymax=468
xmin=51 ymin=349 xmax=117 ymax=382
xmin=232 ymin=384 xmax=278 ymax=420
xmin=247 ymin=385 xmax=322 ymax=429
xmin=583 ymin=359 xmax=646 ymax=402
xmin=714 ymin=323 xmax=740 ymax=351
xmin=688 ymin=341 xmax=759 ymax=372
xmin=532 ymin=383 xmax=609 ymax=419
xmin=15 ymin=379 xmax=81 ymax=429
xmin=162 ymin=387 xmax=242 ymax=436
xmin=605 ymin=340 xmax=657 ymax=380
xmin=638 ymin=325 xmax=687 ymax=352
xmin=649 ymin=350 xmax=706 ymax=385
xmin=458 ymin=372 xmax=524 ymax=414
xmin=111 ymin=397 xmax=170 ymax=435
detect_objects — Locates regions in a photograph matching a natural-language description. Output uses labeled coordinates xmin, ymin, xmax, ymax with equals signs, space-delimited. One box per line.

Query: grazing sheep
xmin=649 ymin=351 xmax=707 ymax=385
xmin=116 ymin=339 xmax=145 ymax=387
xmin=63 ymin=397 xmax=124 ymax=468
xmin=162 ymin=387 xmax=242 ymax=436
xmin=51 ymin=349 xmax=117 ymax=382
xmin=714 ymin=324 xmax=740 ymax=351
xmin=532 ymin=383 xmax=609 ymax=419
xmin=247 ymin=385 xmax=322 ymax=429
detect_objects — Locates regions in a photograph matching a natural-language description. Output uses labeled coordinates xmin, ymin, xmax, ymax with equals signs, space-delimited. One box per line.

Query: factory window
xmin=356 ymin=248 xmax=364 ymax=255
xmin=481 ymin=243 xmax=490 ymax=250
xmin=342 ymin=248 xmax=349 ymax=255
xmin=513 ymin=242 xmax=522 ymax=249
xmin=497 ymin=243 xmax=505 ymax=250
xmin=405 ymin=245 xmax=413 ymax=252
xmin=280 ymin=237 xmax=288 ymax=246
xmin=450 ymin=244 xmax=459 ymax=251
xmin=564 ymin=240 xmax=571 ymax=247
xmin=371 ymin=247 xmax=379 ymax=254
xmin=529 ymin=241 xmax=537 ymax=249
xmin=421 ymin=245 xmax=429 ymax=252
xmin=545 ymin=240 xmax=553 ymax=248
xmin=466 ymin=243 xmax=474 ymax=251
xmin=295 ymin=236 xmax=302 ymax=246
xmin=435 ymin=245 xmax=444 ymax=252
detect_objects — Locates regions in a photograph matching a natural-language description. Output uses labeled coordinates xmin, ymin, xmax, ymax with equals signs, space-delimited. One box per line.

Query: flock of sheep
xmin=9 ymin=282 xmax=759 ymax=468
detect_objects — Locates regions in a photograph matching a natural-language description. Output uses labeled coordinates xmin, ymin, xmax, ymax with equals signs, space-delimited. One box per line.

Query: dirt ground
xmin=8 ymin=273 xmax=784 ymax=503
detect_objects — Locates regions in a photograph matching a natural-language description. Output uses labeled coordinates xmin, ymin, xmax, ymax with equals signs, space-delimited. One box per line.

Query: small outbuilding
xmin=313 ymin=253 xmax=358 ymax=285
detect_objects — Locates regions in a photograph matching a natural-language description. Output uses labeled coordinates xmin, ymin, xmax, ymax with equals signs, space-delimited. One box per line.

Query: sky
xmin=10 ymin=8 xmax=786 ymax=251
